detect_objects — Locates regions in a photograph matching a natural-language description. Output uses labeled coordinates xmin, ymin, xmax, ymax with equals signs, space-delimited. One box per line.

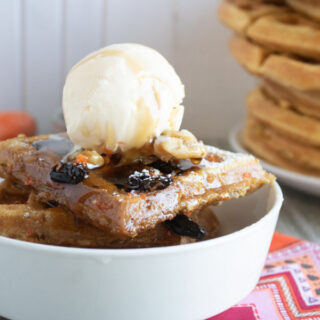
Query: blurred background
xmin=0 ymin=0 xmax=256 ymax=143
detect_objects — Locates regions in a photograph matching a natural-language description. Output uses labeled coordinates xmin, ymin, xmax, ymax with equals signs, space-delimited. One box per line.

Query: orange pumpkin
xmin=0 ymin=111 xmax=36 ymax=141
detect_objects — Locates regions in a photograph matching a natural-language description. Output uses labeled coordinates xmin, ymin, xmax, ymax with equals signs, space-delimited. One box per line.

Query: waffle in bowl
xmin=0 ymin=133 xmax=272 ymax=239
xmin=0 ymin=40 xmax=276 ymax=249
xmin=247 ymin=87 xmax=320 ymax=147
xmin=0 ymin=179 xmax=220 ymax=248
xmin=243 ymin=116 xmax=320 ymax=176
xmin=229 ymin=35 xmax=320 ymax=92
xmin=286 ymin=0 xmax=320 ymax=22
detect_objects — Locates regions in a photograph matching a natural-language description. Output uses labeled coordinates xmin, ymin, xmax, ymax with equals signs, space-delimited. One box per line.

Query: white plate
xmin=229 ymin=123 xmax=320 ymax=197
xmin=0 ymin=182 xmax=283 ymax=320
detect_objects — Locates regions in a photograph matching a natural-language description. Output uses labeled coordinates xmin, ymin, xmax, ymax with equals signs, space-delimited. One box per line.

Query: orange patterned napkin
xmin=209 ymin=233 xmax=320 ymax=319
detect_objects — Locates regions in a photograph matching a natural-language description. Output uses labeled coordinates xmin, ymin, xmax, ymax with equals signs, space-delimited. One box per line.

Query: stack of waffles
xmin=219 ymin=0 xmax=320 ymax=177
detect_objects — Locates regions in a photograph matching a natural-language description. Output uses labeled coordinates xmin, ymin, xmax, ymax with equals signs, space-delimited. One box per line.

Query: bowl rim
xmin=0 ymin=182 xmax=283 ymax=257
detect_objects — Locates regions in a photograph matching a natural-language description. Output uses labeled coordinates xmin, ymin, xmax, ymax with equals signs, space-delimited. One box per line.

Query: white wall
xmin=0 ymin=0 xmax=256 ymax=143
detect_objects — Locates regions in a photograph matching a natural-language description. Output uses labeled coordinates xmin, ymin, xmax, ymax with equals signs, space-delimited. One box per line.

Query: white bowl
xmin=229 ymin=123 xmax=320 ymax=197
xmin=0 ymin=182 xmax=282 ymax=320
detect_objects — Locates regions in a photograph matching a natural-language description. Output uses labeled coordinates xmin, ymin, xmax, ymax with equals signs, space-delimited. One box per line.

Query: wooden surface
xmin=277 ymin=186 xmax=320 ymax=243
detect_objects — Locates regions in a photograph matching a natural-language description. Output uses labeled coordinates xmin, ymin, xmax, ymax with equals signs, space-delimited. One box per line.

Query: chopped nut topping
xmin=153 ymin=130 xmax=207 ymax=162
xmin=161 ymin=129 xmax=197 ymax=142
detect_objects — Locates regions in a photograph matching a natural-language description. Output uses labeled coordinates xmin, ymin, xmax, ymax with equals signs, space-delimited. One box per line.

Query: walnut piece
xmin=153 ymin=130 xmax=207 ymax=162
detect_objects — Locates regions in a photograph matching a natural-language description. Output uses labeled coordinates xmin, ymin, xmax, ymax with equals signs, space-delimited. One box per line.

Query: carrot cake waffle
xmin=220 ymin=0 xmax=320 ymax=60
xmin=218 ymin=0 xmax=285 ymax=35
xmin=229 ymin=35 xmax=320 ymax=92
xmin=286 ymin=0 xmax=320 ymax=22
xmin=247 ymin=87 xmax=320 ymax=147
xmin=0 ymin=179 xmax=220 ymax=248
xmin=243 ymin=116 xmax=320 ymax=176
xmin=263 ymin=79 xmax=320 ymax=120
xmin=0 ymin=133 xmax=272 ymax=238
xmin=219 ymin=0 xmax=320 ymax=178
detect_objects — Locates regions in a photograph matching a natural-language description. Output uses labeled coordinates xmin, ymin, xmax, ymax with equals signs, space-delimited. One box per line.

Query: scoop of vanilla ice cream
xmin=62 ymin=43 xmax=185 ymax=152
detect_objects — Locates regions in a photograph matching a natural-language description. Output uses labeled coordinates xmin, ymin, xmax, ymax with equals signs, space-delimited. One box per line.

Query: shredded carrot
xmin=24 ymin=177 xmax=34 ymax=186
xmin=187 ymin=211 xmax=193 ymax=217
xmin=140 ymin=194 xmax=147 ymax=199
xmin=242 ymin=172 xmax=252 ymax=179
xmin=206 ymin=153 xmax=223 ymax=162
xmin=206 ymin=155 xmax=215 ymax=162
xmin=104 ymin=148 xmax=113 ymax=156
xmin=75 ymin=154 xmax=88 ymax=166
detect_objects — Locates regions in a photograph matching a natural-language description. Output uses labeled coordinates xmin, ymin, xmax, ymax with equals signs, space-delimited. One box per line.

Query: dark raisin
xmin=150 ymin=160 xmax=178 ymax=174
xmin=125 ymin=169 xmax=172 ymax=192
xmin=126 ymin=169 xmax=151 ymax=191
xmin=165 ymin=214 xmax=205 ymax=239
xmin=151 ymin=175 xmax=172 ymax=190
xmin=110 ymin=153 xmax=122 ymax=165
xmin=127 ymin=175 xmax=145 ymax=190
xmin=44 ymin=201 xmax=59 ymax=208
xmin=50 ymin=162 xmax=88 ymax=184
